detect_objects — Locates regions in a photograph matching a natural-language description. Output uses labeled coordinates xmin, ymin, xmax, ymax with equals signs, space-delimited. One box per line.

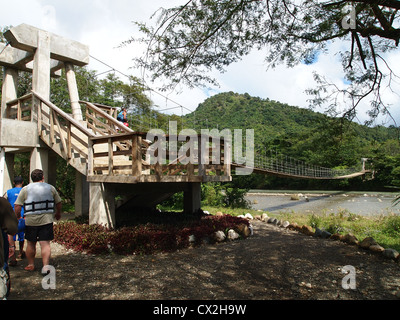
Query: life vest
xmin=23 ymin=183 xmax=55 ymax=215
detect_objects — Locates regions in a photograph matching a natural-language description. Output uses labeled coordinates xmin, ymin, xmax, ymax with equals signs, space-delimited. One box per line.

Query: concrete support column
xmin=1 ymin=151 xmax=15 ymax=195
xmin=47 ymin=150 xmax=57 ymax=187
xmin=1 ymin=67 xmax=18 ymax=194
xmin=1 ymin=67 xmax=18 ymax=119
xmin=30 ymin=29 xmax=52 ymax=183
xmin=89 ymin=182 xmax=115 ymax=228
xmin=29 ymin=146 xmax=49 ymax=182
xmin=65 ymin=62 xmax=83 ymax=121
xmin=65 ymin=62 xmax=88 ymax=216
xmin=75 ymin=171 xmax=89 ymax=217
xmin=184 ymin=182 xmax=201 ymax=214
xmin=32 ymin=30 xmax=51 ymax=99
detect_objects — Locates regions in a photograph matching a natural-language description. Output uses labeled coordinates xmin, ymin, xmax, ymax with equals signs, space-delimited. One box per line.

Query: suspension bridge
xmin=0 ymin=24 xmax=371 ymax=228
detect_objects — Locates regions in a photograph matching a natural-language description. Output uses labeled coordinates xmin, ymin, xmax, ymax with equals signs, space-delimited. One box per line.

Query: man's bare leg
xmin=39 ymin=241 xmax=51 ymax=266
xmin=25 ymin=240 xmax=36 ymax=270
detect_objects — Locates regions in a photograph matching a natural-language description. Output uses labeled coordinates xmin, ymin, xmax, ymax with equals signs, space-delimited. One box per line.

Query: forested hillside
xmin=184 ymin=92 xmax=400 ymax=191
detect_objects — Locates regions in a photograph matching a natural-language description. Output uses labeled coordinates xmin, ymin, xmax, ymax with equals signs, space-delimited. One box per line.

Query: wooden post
xmin=50 ymin=110 xmax=55 ymax=145
xmin=132 ymin=135 xmax=142 ymax=176
xmin=198 ymin=135 xmax=208 ymax=177
xmin=187 ymin=136 xmax=194 ymax=177
xmin=88 ymin=139 xmax=94 ymax=176
xmin=67 ymin=122 xmax=72 ymax=160
xmin=224 ymin=138 xmax=232 ymax=177
xmin=108 ymin=137 xmax=113 ymax=175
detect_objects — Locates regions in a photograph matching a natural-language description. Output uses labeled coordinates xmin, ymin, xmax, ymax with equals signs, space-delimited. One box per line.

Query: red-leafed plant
xmin=54 ymin=214 xmax=249 ymax=255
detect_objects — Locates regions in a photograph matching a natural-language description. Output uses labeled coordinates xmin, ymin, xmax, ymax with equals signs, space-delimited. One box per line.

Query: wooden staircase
xmin=5 ymin=91 xmax=232 ymax=184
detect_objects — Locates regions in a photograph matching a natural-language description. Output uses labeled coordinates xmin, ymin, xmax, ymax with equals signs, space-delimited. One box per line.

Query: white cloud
xmin=1 ymin=0 xmax=399 ymax=125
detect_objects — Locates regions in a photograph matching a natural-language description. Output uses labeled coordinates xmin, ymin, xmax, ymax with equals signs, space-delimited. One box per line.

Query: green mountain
xmin=184 ymin=91 xmax=400 ymax=190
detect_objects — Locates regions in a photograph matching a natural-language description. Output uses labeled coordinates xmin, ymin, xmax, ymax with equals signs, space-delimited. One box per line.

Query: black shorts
xmin=25 ymin=223 xmax=54 ymax=242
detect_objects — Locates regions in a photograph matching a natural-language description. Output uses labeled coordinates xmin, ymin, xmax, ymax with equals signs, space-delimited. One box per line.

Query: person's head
xmin=14 ymin=176 xmax=23 ymax=186
xmin=31 ymin=169 xmax=44 ymax=183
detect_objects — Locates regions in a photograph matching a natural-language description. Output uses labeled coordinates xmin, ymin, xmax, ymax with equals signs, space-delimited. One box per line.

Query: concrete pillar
xmin=75 ymin=171 xmax=89 ymax=217
xmin=30 ymin=29 xmax=52 ymax=183
xmin=65 ymin=62 xmax=83 ymax=121
xmin=184 ymin=182 xmax=201 ymax=214
xmin=1 ymin=68 xmax=18 ymax=194
xmin=47 ymin=150 xmax=57 ymax=187
xmin=65 ymin=62 xmax=89 ymax=217
xmin=1 ymin=67 xmax=18 ymax=119
xmin=29 ymin=146 xmax=49 ymax=182
xmin=89 ymin=182 xmax=115 ymax=228
xmin=1 ymin=151 xmax=15 ymax=195
xmin=32 ymin=30 xmax=51 ymax=100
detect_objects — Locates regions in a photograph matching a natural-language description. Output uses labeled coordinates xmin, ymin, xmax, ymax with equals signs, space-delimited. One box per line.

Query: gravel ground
xmin=6 ymin=220 xmax=400 ymax=301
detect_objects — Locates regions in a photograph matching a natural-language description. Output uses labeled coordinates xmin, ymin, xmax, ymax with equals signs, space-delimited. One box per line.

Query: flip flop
xmin=24 ymin=265 xmax=35 ymax=271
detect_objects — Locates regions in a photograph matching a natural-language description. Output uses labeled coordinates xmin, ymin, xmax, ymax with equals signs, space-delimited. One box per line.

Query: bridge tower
xmin=0 ymin=24 xmax=89 ymax=215
xmin=0 ymin=24 xmax=232 ymax=228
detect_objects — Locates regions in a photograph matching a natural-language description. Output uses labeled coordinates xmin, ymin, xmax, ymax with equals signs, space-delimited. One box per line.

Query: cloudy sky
xmin=1 ymin=0 xmax=399 ymax=126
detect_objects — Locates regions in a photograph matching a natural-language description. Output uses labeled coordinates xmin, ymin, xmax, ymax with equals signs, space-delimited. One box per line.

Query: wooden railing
xmin=6 ymin=92 xmax=95 ymax=175
xmin=5 ymin=93 xmax=33 ymax=121
xmin=79 ymin=101 xmax=132 ymax=137
xmin=88 ymin=132 xmax=232 ymax=183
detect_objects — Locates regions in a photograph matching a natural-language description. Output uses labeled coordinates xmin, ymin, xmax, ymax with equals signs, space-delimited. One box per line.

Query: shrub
xmin=223 ymin=187 xmax=251 ymax=209
xmin=308 ymin=214 xmax=322 ymax=229
xmin=54 ymin=214 xmax=249 ymax=255
xmin=382 ymin=215 xmax=400 ymax=236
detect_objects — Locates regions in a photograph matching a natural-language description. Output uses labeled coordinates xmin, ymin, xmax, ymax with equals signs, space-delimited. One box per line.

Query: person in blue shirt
xmin=117 ymin=107 xmax=127 ymax=123
xmin=4 ymin=176 xmax=25 ymax=266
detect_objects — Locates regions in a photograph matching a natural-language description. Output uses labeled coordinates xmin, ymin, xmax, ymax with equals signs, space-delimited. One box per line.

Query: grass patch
xmin=201 ymin=206 xmax=400 ymax=251
xmin=266 ymin=209 xmax=400 ymax=251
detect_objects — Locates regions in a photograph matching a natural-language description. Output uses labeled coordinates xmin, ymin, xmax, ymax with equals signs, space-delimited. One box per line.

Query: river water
xmin=245 ymin=191 xmax=400 ymax=216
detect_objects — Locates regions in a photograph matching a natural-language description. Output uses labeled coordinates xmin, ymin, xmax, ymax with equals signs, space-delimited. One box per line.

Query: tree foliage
xmin=184 ymin=91 xmax=400 ymax=190
xmin=129 ymin=0 xmax=400 ymax=123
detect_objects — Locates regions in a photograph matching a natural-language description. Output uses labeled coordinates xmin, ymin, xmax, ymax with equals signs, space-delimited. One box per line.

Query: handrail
xmin=80 ymin=100 xmax=133 ymax=135
xmin=32 ymin=91 xmax=95 ymax=138
xmin=6 ymin=93 xmax=33 ymax=107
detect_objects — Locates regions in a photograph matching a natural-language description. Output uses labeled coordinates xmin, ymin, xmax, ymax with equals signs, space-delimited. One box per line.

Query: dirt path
xmin=7 ymin=220 xmax=400 ymax=300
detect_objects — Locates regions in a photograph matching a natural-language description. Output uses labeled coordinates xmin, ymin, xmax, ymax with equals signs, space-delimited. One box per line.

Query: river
xmin=245 ymin=190 xmax=400 ymax=216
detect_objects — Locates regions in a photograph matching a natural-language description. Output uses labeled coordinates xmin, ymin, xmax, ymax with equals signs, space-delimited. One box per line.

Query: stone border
xmin=238 ymin=212 xmax=400 ymax=262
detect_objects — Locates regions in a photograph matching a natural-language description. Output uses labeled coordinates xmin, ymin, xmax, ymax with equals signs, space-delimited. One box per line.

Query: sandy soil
xmin=6 ymin=220 xmax=400 ymax=301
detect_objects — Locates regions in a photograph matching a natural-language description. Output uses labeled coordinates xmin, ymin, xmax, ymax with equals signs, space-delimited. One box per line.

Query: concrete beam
xmin=0 ymin=43 xmax=34 ymax=69
xmin=0 ymin=119 xmax=39 ymax=148
xmin=4 ymin=24 xmax=89 ymax=66
xmin=0 ymin=45 xmax=62 ymax=77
